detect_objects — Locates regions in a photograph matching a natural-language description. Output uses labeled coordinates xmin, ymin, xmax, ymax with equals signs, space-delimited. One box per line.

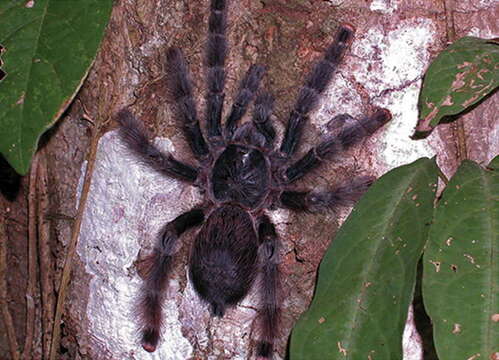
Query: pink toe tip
xmin=142 ymin=343 xmax=157 ymax=353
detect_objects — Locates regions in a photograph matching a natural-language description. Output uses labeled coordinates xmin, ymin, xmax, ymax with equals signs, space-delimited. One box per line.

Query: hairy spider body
xmin=211 ymin=144 xmax=270 ymax=208
xmin=190 ymin=205 xmax=259 ymax=317
xmin=117 ymin=0 xmax=391 ymax=358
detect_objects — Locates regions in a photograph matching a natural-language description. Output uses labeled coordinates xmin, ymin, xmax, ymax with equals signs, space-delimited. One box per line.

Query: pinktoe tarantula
xmin=117 ymin=0 xmax=391 ymax=358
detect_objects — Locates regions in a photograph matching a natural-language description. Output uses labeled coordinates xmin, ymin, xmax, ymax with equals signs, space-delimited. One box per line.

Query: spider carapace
xmin=211 ymin=144 xmax=270 ymax=208
xmin=117 ymin=0 xmax=391 ymax=358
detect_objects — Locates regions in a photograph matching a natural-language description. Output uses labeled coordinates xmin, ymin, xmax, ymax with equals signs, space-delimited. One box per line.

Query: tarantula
xmin=117 ymin=0 xmax=391 ymax=358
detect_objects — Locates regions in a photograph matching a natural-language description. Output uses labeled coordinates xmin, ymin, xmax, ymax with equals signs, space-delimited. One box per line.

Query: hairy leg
xmin=137 ymin=209 xmax=204 ymax=352
xmin=284 ymin=108 xmax=391 ymax=183
xmin=224 ymin=64 xmax=265 ymax=138
xmin=256 ymin=215 xmax=281 ymax=359
xmin=252 ymin=92 xmax=276 ymax=149
xmin=117 ymin=109 xmax=199 ymax=182
xmin=279 ymin=25 xmax=355 ymax=157
xmin=166 ymin=48 xmax=209 ymax=159
xmin=231 ymin=122 xmax=267 ymax=149
xmin=279 ymin=176 xmax=374 ymax=212
xmin=205 ymin=0 xmax=228 ymax=139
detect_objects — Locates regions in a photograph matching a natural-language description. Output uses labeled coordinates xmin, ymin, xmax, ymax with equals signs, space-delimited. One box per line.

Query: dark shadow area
xmin=285 ymin=336 xmax=291 ymax=359
xmin=0 ymin=154 xmax=21 ymax=201
xmin=413 ymin=259 xmax=438 ymax=360
xmin=0 ymin=44 xmax=5 ymax=81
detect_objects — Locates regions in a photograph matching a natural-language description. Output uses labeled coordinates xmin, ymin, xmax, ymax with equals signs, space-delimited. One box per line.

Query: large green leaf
xmin=413 ymin=37 xmax=499 ymax=139
xmin=0 ymin=0 xmax=113 ymax=175
xmin=290 ymin=158 xmax=438 ymax=359
xmin=422 ymin=159 xmax=498 ymax=360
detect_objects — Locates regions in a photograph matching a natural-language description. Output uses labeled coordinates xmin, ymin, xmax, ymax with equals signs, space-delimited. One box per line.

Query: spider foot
xmin=256 ymin=341 xmax=273 ymax=359
xmin=141 ymin=328 xmax=160 ymax=353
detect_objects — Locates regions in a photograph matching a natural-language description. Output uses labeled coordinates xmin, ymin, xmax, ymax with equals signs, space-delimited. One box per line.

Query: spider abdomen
xmin=211 ymin=144 xmax=270 ymax=208
xmin=189 ymin=205 xmax=259 ymax=316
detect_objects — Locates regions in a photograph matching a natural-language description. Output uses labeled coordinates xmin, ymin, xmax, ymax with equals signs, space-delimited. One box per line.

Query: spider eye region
xmin=211 ymin=144 xmax=269 ymax=208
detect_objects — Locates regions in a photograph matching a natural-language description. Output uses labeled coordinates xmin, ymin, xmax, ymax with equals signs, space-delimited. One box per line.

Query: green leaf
xmin=488 ymin=155 xmax=499 ymax=170
xmin=413 ymin=37 xmax=499 ymax=139
xmin=290 ymin=158 xmax=438 ymax=359
xmin=0 ymin=0 xmax=113 ymax=175
xmin=422 ymin=160 xmax=498 ymax=360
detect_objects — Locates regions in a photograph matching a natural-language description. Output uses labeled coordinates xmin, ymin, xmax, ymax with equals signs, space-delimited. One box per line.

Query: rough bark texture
xmin=0 ymin=0 xmax=497 ymax=359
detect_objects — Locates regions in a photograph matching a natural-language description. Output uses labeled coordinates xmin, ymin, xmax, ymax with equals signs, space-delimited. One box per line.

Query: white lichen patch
xmin=355 ymin=20 xmax=437 ymax=168
xmin=140 ymin=36 xmax=167 ymax=57
xmin=352 ymin=19 xmax=436 ymax=90
xmin=466 ymin=26 xmax=497 ymax=38
xmin=403 ymin=305 xmax=423 ymax=360
xmin=77 ymin=130 xmax=200 ymax=359
xmin=314 ymin=73 xmax=365 ymax=127
xmin=370 ymin=0 xmax=400 ymax=14
xmin=325 ymin=0 xmax=345 ymax=6
xmin=310 ymin=18 xmax=437 ymax=171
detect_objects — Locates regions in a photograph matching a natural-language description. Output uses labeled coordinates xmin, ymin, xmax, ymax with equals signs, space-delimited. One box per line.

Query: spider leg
xmin=280 ymin=176 xmax=374 ymax=212
xmin=256 ymin=215 xmax=281 ymax=359
xmin=137 ymin=208 xmax=204 ymax=352
xmin=284 ymin=108 xmax=391 ymax=183
xmin=117 ymin=109 xmax=199 ymax=183
xmin=166 ymin=48 xmax=210 ymax=159
xmin=205 ymin=0 xmax=228 ymax=140
xmin=325 ymin=113 xmax=354 ymax=132
xmin=224 ymin=64 xmax=266 ymax=138
xmin=252 ymin=92 xmax=276 ymax=149
xmin=231 ymin=122 xmax=267 ymax=148
xmin=279 ymin=25 xmax=355 ymax=157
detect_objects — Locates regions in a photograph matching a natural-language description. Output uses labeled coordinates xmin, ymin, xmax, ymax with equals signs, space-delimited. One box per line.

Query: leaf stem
xmin=23 ymin=155 xmax=39 ymax=359
xmin=37 ymin=151 xmax=55 ymax=360
xmin=443 ymin=0 xmax=468 ymax=162
xmin=48 ymin=111 xmax=103 ymax=360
